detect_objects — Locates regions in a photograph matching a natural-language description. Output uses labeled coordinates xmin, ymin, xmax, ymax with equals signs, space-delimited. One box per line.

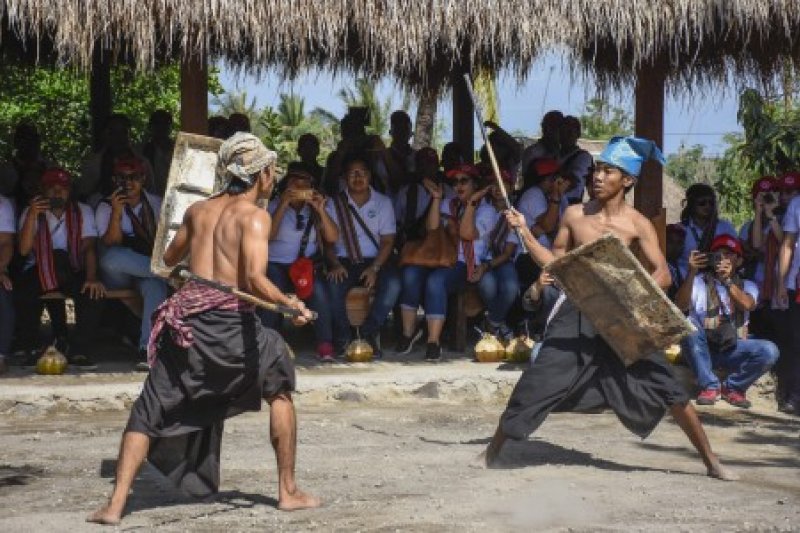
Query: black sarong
xmin=126 ymin=308 xmax=295 ymax=498
xmin=501 ymin=299 xmax=689 ymax=440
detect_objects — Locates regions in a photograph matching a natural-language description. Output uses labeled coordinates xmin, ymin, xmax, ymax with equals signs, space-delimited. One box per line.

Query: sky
xmin=217 ymin=55 xmax=743 ymax=157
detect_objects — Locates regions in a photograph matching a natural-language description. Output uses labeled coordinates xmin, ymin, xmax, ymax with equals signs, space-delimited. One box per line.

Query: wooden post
xmin=89 ymin=47 xmax=111 ymax=151
xmin=452 ymin=65 xmax=474 ymax=163
xmin=180 ymin=52 xmax=208 ymax=135
xmin=634 ymin=64 xmax=666 ymax=220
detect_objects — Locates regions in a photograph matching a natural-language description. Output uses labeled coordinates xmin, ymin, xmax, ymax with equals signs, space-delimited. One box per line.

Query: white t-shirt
xmin=677 ymin=218 xmax=737 ymax=278
xmin=267 ymin=199 xmax=320 ymax=264
xmin=689 ymin=276 xmax=758 ymax=329
xmin=475 ymin=204 xmax=518 ymax=261
xmin=19 ymin=202 xmax=98 ymax=267
xmin=326 ymin=188 xmax=396 ymax=259
xmin=516 ymin=186 xmax=568 ymax=249
xmin=0 ymin=194 xmax=15 ymax=234
xmin=440 ymin=199 xmax=491 ymax=267
xmin=782 ymin=195 xmax=800 ymax=290
xmin=393 ymin=182 xmax=455 ymax=227
xmin=738 ymin=219 xmax=777 ymax=288
xmin=95 ymin=191 xmax=163 ymax=237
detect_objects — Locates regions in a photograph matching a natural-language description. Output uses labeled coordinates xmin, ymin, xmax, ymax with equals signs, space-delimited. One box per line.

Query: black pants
xmin=14 ymin=251 xmax=103 ymax=351
xmin=776 ymin=292 xmax=800 ymax=402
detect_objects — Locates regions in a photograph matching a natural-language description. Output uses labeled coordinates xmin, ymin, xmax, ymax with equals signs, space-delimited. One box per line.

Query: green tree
xmin=579 ymin=98 xmax=633 ymax=140
xmin=665 ymin=144 xmax=720 ymax=188
xmin=0 ymin=63 xmax=222 ymax=174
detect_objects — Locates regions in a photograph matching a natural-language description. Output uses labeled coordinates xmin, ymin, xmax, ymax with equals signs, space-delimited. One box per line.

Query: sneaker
xmin=496 ymin=324 xmax=514 ymax=344
xmin=395 ymin=328 xmax=422 ymax=355
xmin=317 ymin=342 xmax=335 ymax=363
xmin=696 ymin=388 xmax=720 ymax=405
xmin=721 ymin=386 xmax=752 ymax=409
xmin=68 ymin=353 xmax=98 ymax=371
xmin=425 ymin=342 xmax=442 ymax=362
xmin=135 ymin=348 xmax=150 ymax=372
xmin=365 ymin=334 xmax=382 ymax=359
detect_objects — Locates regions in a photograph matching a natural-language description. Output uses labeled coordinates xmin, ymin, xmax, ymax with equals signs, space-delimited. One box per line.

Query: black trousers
xmin=13 ymin=251 xmax=103 ymax=350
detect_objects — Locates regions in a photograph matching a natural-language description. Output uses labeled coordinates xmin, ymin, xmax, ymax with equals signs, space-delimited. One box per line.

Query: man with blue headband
xmin=482 ymin=136 xmax=736 ymax=481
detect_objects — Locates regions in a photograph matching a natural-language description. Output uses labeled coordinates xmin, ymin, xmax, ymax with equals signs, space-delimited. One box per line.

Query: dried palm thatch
xmin=1 ymin=1 xmax=799 ymax=91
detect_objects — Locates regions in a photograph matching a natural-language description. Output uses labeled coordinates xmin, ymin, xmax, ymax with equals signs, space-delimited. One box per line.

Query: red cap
xmin=113 ymin=156 xmax=147 ymax=176
xmin=710 ymin=234 xmax=743 ymax=256
xmin=666 ymin=223 xmax=686 ymax=238
xmin=779 ymin=172 xmax=800 ymax=191
xmin=532 ymin=158 xmax=560 ymax=177
xmin=40 ymin=167 xmax=71 ymax=188
xmin=445 ymin=163 xmax=481 ymax=180
xmin=289 ymin=257 xmax=314 ymax=300
xmin=751 ymin=176 xmax=778 ymax=198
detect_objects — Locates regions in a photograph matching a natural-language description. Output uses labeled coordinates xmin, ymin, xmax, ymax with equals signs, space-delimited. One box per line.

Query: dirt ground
xmin=1 ymin=400 xmax=799 ymax=532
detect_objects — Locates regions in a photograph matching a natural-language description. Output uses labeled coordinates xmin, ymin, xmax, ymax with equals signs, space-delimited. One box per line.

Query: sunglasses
xmin=695 ymin=198 xmax=715 ymax=207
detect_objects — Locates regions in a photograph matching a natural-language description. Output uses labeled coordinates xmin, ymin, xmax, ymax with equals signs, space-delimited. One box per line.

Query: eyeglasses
xmin=695 ymin=198 xmax=715 ymax=207
xmin=345 ymin=170 xmax=369 ymax=179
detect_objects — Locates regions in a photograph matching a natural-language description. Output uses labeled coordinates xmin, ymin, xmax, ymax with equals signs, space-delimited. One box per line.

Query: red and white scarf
xmin=333 ymin=193 xmax=363 ymax=263
xmin=449 ymin=198 xmax=475 ymax=279
xmin=125 ymin=194 xmax=157 ymax=252
xmin=35 ymin=203 xmax=83 ymax=292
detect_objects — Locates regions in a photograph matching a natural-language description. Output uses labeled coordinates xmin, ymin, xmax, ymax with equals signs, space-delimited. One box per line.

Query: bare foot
xmin=86 ymin=504 xmax=122 ymax=525
xmin=707 ymin=458 xmax=739 ymax=481
xmin=278 ymin=489 xmax=321 ymax=511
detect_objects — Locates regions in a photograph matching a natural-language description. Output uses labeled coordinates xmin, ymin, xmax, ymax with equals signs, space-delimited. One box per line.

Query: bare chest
xmin=570 ymin=213 xmax=637 ymax=248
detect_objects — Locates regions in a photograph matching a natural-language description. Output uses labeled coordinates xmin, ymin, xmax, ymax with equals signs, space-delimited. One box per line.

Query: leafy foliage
xmin=0 ymin=64 xmax=222 ymax=174
xmin=665 ymin=144 xmax=720 ymax=188
xmin=579 ymin=98 xmax=633 ymax=140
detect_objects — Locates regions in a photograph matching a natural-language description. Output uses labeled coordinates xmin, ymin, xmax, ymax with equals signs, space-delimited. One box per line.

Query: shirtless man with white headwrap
xmin=88 ymin=133 xmax=321 ymax=525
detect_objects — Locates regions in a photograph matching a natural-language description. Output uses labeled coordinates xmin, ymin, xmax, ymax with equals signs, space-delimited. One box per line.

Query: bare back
xmin=212 ymin=198 xmax=271 ymax=291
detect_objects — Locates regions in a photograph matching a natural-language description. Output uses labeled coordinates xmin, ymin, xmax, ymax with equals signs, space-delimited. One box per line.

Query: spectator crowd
xmin=0 ymin=106 xmax=798 ymax=417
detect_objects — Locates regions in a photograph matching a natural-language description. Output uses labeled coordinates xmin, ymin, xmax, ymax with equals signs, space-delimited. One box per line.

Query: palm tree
xmin=473 ymin=67 xmax=499 ymax=124
xmin=413 ymin=88 xmax=438 ymax=149
xmin=277 ymin=92 xmax=306 ymax=134
xmin=211 ymin=89 xmax=259 ymax=119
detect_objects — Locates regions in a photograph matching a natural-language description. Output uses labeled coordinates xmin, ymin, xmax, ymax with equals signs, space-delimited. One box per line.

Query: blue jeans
xmin=100 ymin=246 xmax=169 ymax=349
xmin=681 ymin=328 xmax=779 ymax=392
xmin=259 ymin=261 xmax=333 ymax=346
xmin=477 ymin=262 xmax=519 ymax=325
xmin=327 ymin=258 xmax=401 ymax=346
xmin=0 ymin=287 xmax=13 ymax=356
xmin=401 ymin=262 xmax=467 ymax=319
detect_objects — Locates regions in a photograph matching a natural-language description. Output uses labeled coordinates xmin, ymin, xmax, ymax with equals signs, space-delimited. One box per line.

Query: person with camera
xmin=95 ymin=156 xmax=168 ymax=370
xmin=675 ymin=234 xmax=778 ymax=408
xmin=677 ymin=184 xmax=737 ymax=279
xmin=263 ymin=164 xmax=339 ymax=361
xmin=14 ymin=167 xmax=105 ymax=368
xmin=775 ymin=172 xmax=800 ymax=414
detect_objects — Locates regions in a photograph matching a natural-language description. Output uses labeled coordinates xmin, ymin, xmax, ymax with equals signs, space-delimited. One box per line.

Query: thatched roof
xmin=2 ymin=1 xmax=799 ymax=90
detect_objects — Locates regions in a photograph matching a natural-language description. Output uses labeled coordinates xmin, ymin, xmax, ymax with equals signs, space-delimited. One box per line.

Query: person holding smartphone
xmin=14 ymin=167 xmax=105 ymax=368
xmin=95 ymin=156 xmax=168 ymax=370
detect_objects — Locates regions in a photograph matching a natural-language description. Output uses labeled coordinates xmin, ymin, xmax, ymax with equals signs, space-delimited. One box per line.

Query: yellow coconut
xmin=505 ymin=336 xmax=535 ymax=363
xmin=345 ymin=339 xmax=374 ymax=363
xmin=474 ymin=333 xmax=505 ymax=363
xmin=664 ymin=344 xmax=682 ymax=365
xmin=35 ymin=346 xmax=68 ymax=375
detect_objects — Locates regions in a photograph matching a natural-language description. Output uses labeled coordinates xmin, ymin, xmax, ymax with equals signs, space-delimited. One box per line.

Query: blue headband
xmin=597 ymin=136 xmax=665 ymax=179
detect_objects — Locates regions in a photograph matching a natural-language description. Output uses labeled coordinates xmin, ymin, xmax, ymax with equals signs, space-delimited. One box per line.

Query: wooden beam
xmin=180 ymin=52 xmax=208 ymax=135
xmin=89 ymin=47 xmax=111 ymax=151
xmin=633 ymin=64 xmax=666 ymax=220
xmin=452 ymin=66 xmax=474 ymax=163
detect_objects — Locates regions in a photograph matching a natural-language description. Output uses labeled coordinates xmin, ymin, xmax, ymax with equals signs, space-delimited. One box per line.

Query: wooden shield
xmin=546 ymin=234 xmax=695 ymax=366
xmin=150 ymin=132 xmax=223 ymax=278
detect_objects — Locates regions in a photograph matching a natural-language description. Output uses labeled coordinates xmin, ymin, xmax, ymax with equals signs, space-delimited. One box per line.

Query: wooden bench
xmin=451 ymin=284 xmax=485 ymax=352
xmin=40 ymin=289 xmax=143 ymax=318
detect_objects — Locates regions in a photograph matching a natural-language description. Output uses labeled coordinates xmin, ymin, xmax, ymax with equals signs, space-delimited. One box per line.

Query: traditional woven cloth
xmin=449 ymin=198 xmax=475 ymax=279
xmin=35 ymin=203 xmax=83 ymax=292
xmin=147 ymin=280 xmax=254 ymax=366
xmin=216 ymin=132 xmax=278 ymax=188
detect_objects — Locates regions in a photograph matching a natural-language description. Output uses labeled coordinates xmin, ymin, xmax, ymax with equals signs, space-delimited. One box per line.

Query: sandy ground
xmin=1 ymin=400 xmax=799 ymax=532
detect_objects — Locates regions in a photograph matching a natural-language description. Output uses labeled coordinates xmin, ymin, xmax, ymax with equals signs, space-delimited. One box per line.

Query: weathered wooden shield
xmin=546 ymin=234 xmax=694 ymax=366
xmin=150 ymin=132 xmax=223 ymax=278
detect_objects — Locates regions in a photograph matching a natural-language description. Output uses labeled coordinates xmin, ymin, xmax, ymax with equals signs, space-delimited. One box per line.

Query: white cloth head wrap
xmin=216 ymin=132 xmax=278 ymax=189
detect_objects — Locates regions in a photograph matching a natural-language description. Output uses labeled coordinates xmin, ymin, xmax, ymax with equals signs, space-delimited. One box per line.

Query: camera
xmin=762 ymin=192 xmax=776 ymax=204
xmin=48 ymin=197 xmax=65 ymax=209
xmin=293 ymin=189 xmax=314 ymax=201
xmin=704 ymin=251 xmax=724 ymax=272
